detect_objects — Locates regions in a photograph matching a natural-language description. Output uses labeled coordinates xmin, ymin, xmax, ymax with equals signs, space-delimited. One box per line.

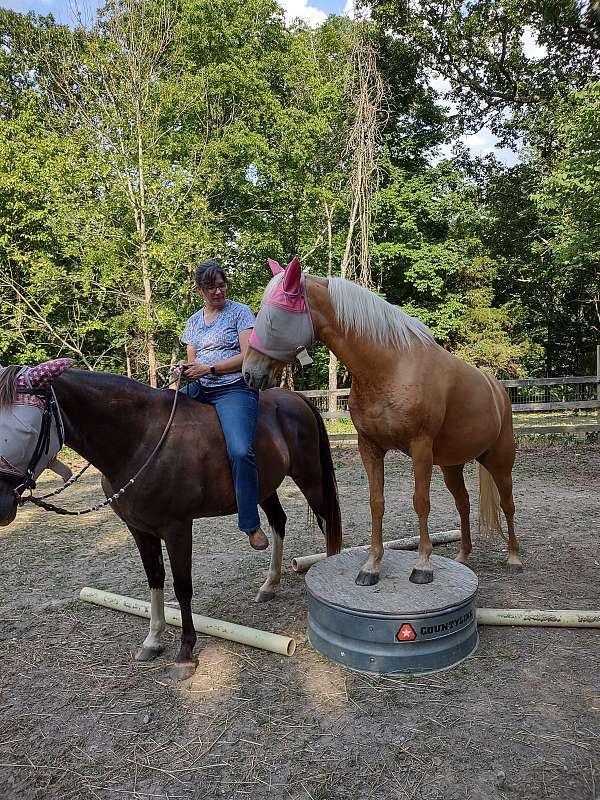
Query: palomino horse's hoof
xmin=355 ymin=570 xmax=379 ymax=587
xmin=254 ymin=590 xmax=275 ymax=603
xmin=409 ymin=568 xmax=434 ymax=585
xmin=135 ymin=645 xmax=164 ymax=662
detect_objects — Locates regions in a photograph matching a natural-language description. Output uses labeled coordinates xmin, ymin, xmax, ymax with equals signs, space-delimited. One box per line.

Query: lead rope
xmin=38 ymin=369 xmax=182 ymax=500
xmin=37 ymin=460 xmax=93 ymax=500
xmin=18 ymin=369 xmax=184 ymax=516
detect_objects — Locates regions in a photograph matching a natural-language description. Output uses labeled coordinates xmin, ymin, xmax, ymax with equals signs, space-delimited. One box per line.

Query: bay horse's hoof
xmin=355 ymin=570 xmax=379 ymax=587
xmin=506 ymin=560 xmax=524 ymax=574
xmin=409 ymin=568 xmax=434 ymax=585
xmin=135 ymin=645 xmax=163 ymax=662
xmin=255 ymin=590 xmax=275 ymax=603
xmin=170 ymin=661 xmax=196 ymax=681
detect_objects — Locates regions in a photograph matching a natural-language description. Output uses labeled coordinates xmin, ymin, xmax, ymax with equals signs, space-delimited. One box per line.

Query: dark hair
xmin=195 ymin=260 xmax=227 ymax=288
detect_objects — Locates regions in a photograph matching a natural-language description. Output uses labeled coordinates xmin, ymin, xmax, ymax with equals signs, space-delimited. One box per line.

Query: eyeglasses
xmin=202 ymin=283 xmax=227 ymax=295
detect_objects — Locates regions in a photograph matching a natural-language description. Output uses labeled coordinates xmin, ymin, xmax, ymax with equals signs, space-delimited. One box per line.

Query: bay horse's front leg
xmin=409 ymin=438 xmax=434 ymax=584
xmin=164 ymin=524 xmax=197 ymax=677
xmin=356 ymin=436 xmax=385 ymax=586
xmin=129 ymin=527 xmax=166 ymax=661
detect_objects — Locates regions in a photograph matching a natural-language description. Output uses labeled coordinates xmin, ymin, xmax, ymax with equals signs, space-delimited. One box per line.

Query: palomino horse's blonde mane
xmin=329 ymin=278 xmax=434 ymax=350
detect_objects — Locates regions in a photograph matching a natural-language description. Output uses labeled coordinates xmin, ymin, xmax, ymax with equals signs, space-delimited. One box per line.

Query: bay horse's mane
xmin=328 ymin=278 xmax=434 ymax=351
xmin=0 ymin=365 xmax=160 ymax=409
xmin=65 ymin=368 xmax=158 ymax=395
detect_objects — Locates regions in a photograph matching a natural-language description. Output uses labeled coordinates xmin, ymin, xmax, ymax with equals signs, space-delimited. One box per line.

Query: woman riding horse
xmin=180 ymin=259 xmax=267 ymax=551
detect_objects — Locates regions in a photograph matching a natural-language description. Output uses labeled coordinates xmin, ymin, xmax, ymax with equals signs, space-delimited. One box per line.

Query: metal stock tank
xmin=305 ymin=550 xmax=478 ymax=675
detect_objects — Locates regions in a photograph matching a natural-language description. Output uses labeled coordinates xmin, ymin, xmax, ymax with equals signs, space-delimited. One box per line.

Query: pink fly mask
xmin=249 ymin=257 xmax=315 ymax=364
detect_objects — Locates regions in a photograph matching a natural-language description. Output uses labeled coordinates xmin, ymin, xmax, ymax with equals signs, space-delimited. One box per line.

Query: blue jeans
xmin=181 ymin=378 xmax=260 ymax=533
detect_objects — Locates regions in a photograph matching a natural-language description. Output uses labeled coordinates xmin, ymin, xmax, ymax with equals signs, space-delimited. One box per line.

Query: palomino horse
xmin=0 ymin=361 xmax=342 ymax=671
xmin=243 ymin=257 xmax=522 ymax=586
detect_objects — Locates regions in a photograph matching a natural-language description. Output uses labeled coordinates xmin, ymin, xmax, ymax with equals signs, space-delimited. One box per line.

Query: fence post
xmin=597 ymin=344 xmax=600 ymax=432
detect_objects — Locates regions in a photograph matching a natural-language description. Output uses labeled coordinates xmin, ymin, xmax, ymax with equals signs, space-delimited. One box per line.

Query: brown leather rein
xmin=16 ymin=370 xmax=184 ymax=516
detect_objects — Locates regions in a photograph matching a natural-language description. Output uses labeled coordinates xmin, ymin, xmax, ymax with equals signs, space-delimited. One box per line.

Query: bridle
xmin=13 ymin=369 xmax=184 ymax=516
xmin=10 ymin=385 xmax=64 ymax=498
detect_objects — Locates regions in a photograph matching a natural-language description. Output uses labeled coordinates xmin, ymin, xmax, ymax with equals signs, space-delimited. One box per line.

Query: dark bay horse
xmin=0 ymin=366 xmax=342 ymax=671
xmin=243 ymin=257 xmax=522 ymax=587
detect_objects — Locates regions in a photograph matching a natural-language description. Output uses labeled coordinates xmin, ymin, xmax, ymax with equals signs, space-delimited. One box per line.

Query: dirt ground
xmin=1 ymin=441 xmax=599 ymax=800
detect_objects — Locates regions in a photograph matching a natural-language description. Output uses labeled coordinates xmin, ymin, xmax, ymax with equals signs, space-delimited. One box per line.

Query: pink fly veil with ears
xmin=249 ymin=257 xmax=314 ymax=363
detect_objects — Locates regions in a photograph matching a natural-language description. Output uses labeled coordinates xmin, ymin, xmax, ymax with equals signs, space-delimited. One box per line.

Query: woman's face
xmin=199 ymin=278 xmax=227 ymax=310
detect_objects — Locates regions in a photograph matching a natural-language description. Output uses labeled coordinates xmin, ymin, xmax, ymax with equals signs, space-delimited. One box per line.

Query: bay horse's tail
xmin=478 ymin=464 xmax=502 ymax=537
xmin=296 ymin=394 xmax=343 ymax=556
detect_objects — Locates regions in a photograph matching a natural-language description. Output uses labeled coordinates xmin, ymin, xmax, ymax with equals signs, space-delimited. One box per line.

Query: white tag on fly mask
xmin=296 ymin=348 xmax=313 ymax=366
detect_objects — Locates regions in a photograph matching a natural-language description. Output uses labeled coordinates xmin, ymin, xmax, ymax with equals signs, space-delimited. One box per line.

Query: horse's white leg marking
xmin=142 ymin=588 xmax=166 ymax=651
xmin=255 ymin=529 xmax=284 ymax=601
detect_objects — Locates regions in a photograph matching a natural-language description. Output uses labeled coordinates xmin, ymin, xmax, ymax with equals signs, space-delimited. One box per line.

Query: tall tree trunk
xmin=339 ymin=29 xmax=386 ymax=288
xmin=325 ymin=201 xmax=338 ymax=416
xmin=137 ymin=125 xmax=158 ymax=388
xmin=125 ymin=343 xmax=132 ymax=378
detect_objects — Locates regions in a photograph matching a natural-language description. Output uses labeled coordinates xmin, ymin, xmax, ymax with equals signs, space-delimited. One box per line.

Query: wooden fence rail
xmin=298 ymin=357 xmax=600 ymax=439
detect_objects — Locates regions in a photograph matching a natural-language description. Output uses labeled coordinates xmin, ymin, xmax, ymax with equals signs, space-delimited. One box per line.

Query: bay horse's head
xmin=0 ymin=359 xmax=73 ymax=525
xmin=243 ymin=257 xmax=314 ymax=390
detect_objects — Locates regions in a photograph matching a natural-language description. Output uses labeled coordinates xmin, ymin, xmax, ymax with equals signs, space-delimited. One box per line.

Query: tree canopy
xmin=1 ymin=0 xmax=598 ymax=383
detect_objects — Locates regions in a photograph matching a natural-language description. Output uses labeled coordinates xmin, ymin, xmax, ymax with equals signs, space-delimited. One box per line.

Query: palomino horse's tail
xmin=478 ymin=464 xmax=502 ymax=537
xmin=296 ymin=394 xmax=343 ymax=556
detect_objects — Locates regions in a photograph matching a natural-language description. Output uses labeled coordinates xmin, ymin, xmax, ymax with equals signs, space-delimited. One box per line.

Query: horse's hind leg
xmin=291 ymin=461 xmax=332 ymax=548
xmin=128 ymin=527 xmax=166 ymax=662
xmin=441 ymin=464 xmax=472 ymax=564
xmin=486 ymin=465 xmax=522 ymax=572
xmin=255 ymin=493 xmax=287 ymax=603
xmin=479 ymin=432 xmax=522 ymax=573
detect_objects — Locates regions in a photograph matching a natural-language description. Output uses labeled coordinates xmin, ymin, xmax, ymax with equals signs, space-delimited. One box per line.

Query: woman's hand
xmin=181 ymin=363 xmax=211 ymax=380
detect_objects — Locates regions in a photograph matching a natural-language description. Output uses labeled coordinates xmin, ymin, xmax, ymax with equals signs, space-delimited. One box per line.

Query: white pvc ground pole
xmin=80 ymin=587 xmax=296 ymax=656
xmin=291 ymin=529 xmax=462 ymax=573
xmin=477 ymin=608 xmax=600 ymax=628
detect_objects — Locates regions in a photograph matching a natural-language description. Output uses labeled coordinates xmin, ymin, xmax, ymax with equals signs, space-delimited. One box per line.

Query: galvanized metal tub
xmin=305 ymin=550 xmax=478 ymax=675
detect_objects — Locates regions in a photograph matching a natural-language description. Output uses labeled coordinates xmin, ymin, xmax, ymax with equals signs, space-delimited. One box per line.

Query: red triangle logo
xmin=396 ymin=623 xmax=417 ymax=642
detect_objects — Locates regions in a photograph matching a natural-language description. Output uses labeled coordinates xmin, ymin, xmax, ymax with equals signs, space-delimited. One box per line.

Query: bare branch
xmin=340 ymin=27 xmax=388 ymax=287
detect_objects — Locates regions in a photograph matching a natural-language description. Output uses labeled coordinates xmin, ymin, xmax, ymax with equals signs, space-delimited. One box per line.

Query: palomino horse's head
xmin=0 ymin=359 xmax=73 ymax=525
xmin=243 ymin=257 xmax=314 ymax=390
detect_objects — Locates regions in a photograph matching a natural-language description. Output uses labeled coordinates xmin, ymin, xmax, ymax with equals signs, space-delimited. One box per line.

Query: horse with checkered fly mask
xmin=0 ymin=361 xmax=342 ymax=675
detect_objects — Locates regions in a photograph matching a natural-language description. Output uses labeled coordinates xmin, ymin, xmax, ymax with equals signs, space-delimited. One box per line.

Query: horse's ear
xmin=29 ymin=358 xmax=74 ymax=387
xmin=282 ymin=256 xmax=302 ymax=294
xmin=268 ymin=258 xmax=283 ymax=276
